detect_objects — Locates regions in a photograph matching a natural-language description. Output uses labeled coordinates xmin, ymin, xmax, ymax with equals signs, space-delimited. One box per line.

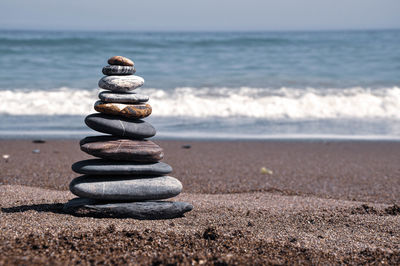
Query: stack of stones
xmin=64 ymin=56 xmax=193 ymax=219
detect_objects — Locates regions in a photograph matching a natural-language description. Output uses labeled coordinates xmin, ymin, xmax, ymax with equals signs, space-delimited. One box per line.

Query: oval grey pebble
xmin=102 ymin=65 xmax=136 ymax=76
xmin=72 ymin=159 xmax=172 ymax=175
xmin=69 ymin=175 xmax=183 ymax=201
xmin=98 ymin=91 xmax=149 ymax=103
xmin=85 ymin=113 xmax=156 ymax=139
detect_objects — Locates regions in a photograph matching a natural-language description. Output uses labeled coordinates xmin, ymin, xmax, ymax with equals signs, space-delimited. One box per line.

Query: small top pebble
xmin=108 ymin=56 xmax=134 ymax=66
xmin=32 ymin=139 xmax=46 ymax=144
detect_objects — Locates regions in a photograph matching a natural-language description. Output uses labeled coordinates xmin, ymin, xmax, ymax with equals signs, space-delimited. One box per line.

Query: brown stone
xmin=94 ymin=101 xmax=152 ymax=119
xmin=107 ymin=56 xmax=134 ymax=66
xmin=80 ymin=136 xmax=163 ymax=162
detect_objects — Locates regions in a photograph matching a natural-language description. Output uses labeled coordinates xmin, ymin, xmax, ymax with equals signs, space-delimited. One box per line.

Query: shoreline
xmin=3 ymin=134 xmax=400 ymax=141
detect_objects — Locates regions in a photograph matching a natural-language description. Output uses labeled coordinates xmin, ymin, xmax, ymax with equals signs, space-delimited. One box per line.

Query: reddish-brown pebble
xmin=107 ymin=56 xmax=134 ymax=66
xmin=94 ymin=101 xmax=152 ymax=119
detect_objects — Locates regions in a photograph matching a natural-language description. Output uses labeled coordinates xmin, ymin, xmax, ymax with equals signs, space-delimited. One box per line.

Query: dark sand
xmin=0 ymin=140 xmax=399 ymax=264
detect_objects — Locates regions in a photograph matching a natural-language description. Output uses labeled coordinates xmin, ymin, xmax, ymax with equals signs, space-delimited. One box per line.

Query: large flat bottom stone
xmin=63 ymin=198 xmax=193 ymax=220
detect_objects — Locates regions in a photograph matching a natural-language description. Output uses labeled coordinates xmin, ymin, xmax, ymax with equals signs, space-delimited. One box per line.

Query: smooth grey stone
xmin=99 ymin=91 xmax=149 ymax=103
xmin=63 ymin=198 xmax=193 ymax=219
xmin=72 ymin=159 xmax=172 ymax=175
xmin=69 ymin=175 xmax=182 ymax=201
xmin=102 ymin=65 xmax=136 ymax=76
xmin=85 ymin=113 xmax=155 ymax=139
xmin=98 ymin=75 xmax=144 ymax=92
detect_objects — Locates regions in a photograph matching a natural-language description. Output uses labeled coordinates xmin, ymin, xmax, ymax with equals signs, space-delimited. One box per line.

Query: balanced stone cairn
xmin=64 ymin=56 xmax=193 ymax=219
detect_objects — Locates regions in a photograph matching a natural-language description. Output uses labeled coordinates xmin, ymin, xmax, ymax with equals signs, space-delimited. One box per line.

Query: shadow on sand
xmin=1 ymin=203 xmax=134 ymax=219
xmin=2 ymin=203 xmax=65 ymax=214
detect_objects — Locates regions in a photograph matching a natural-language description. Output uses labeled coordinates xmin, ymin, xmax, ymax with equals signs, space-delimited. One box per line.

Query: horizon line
xmin=0 ymin=27 xmax=399 ymax=33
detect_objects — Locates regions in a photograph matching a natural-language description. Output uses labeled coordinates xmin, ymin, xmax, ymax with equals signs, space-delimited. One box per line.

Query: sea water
xmin=0 ymin=29 xmax=399 ymax=139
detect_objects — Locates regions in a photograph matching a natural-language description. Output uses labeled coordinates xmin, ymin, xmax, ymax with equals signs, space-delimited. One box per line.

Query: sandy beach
xmin=0 ymin=140 xmax=399 ymax=264
xmin=1 ymin=0 xmax=399 ymax=263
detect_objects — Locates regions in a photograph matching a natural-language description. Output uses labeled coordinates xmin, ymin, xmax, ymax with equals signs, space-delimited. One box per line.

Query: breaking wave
xmin=1 ymin=86 xmax=400 ymax=119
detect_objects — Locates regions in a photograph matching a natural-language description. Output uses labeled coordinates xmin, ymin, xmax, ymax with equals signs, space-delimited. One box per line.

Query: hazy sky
xmin=1 ymin=0 xmax=399 ymax=31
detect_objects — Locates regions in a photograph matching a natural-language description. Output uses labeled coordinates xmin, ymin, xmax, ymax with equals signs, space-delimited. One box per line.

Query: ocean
xmin=0 ymin=29 xmax=399 ymax=139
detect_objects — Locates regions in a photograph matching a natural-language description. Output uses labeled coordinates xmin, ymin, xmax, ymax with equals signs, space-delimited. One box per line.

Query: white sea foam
xmin=0 ymin=87 xmax=98 ymax=115
xmin=1 ymin=86 xmax=400 ymax=119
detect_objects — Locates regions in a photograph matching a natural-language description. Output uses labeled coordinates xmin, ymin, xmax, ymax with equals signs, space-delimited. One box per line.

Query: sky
xmin=1 ymin=0 xmax=399 ymax=31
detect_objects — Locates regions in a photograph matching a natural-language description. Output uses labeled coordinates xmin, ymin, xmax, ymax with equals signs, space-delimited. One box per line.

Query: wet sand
xmin=0 ymin=140 xmax=399 ymax=264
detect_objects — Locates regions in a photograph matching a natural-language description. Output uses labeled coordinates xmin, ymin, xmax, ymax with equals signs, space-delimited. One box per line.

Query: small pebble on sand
xmin=2 ymin=154 xmax=10 ymax=162
xmin=260 ymin=167 xmax=273 ymax=175
xmin=32 ymin=139 xmax=46 ymax=144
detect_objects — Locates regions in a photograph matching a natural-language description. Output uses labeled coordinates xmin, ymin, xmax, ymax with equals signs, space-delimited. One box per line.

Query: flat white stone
xmin=98 ymin=75 xmax=144 ymax=92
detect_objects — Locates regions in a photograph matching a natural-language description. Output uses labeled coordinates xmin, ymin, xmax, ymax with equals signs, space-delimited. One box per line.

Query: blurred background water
xmin=0 ymin=29 xmax=399 ymax=139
